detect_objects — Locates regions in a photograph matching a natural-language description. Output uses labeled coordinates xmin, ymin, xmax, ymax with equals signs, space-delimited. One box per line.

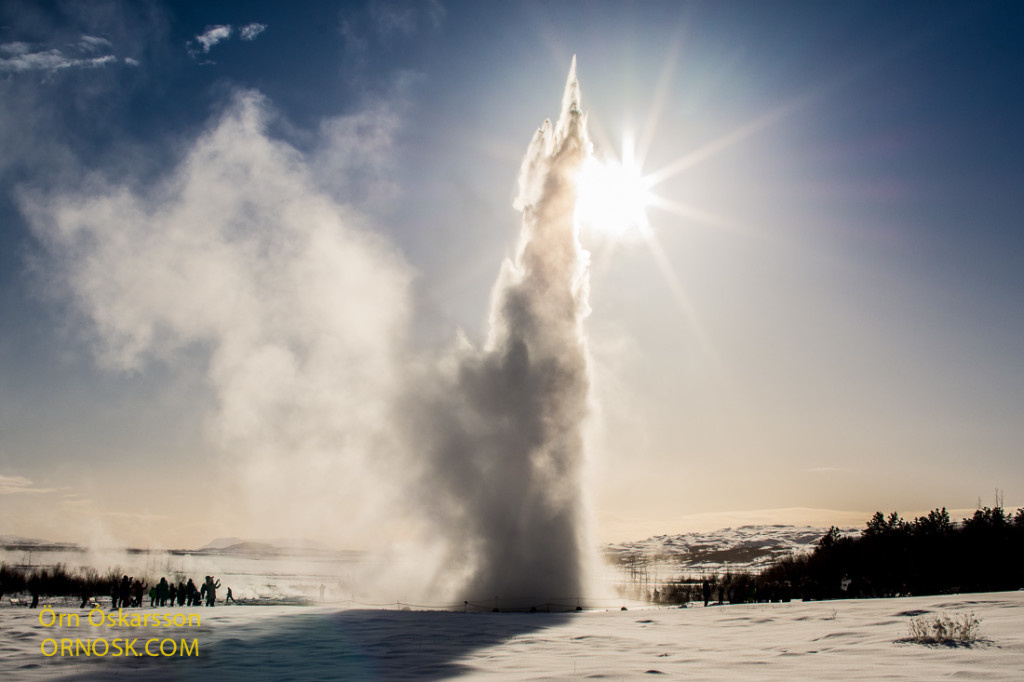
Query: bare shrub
xmin=906 ymin=612 xmax=982 ymax=645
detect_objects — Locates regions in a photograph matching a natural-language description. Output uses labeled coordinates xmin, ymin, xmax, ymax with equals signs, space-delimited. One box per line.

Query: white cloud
xmin=193 ymin=25 xmax=232 ymax=53
xmin=188 ymin=23 xmax=267 ymax=59
xmin=239 ymin=23 xmax=267 ymax=41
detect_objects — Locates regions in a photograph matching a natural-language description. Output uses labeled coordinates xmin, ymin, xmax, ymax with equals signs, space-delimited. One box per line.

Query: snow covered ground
xmin=3 ymin=590 xmax=1022 ymax=680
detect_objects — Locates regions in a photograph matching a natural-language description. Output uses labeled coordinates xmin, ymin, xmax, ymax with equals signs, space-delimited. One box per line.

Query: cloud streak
xmin=0 ymin=474 xmax=57 ymax=495
xmin=0 ymin=39 xmax=117 ymax=73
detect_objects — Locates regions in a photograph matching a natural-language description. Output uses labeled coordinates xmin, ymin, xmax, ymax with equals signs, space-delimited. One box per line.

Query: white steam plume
xmin=21 ymin=61 xmax=599 ymax=604
xmin=407 ymin=58 xmax=595 ymax=605
xmin=21 ymin=91 xmax=411 ymax=546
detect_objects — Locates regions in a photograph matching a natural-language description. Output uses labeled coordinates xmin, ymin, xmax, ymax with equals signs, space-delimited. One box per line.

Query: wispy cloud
xmin=369 ymin=0 xmax=445 ymax=37
xmin=0 ymin=474 xmax=57 ymax=495
xmin=802 ymin=466 xmax=853 ymax=473
xmin=77 ymin=35 xmax=113 ymax=53
xmin=239 ymin=23 xmax=267 ymax=41
xmin=0 ymin=37 xmax=118 ymax=74
xmin=188 ymin=23 xmax=267 ymax=60
xmin=194 ymin=25 xmax=232 ymax=53
xmin=339 ymin=1 xmax=444 ymax=76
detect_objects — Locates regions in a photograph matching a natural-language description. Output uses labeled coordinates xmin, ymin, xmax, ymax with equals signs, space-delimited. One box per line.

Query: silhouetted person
xmin=702 ymin=580 xmax=711 ymax=607
xmin=132 ymin=579 xmax=145 ymax=607
xmin=167 ymin=583 xmax=177 ymax=607
xmin=177 ymin=582 xmax=187 ymax=606
xmin=119 ymin=576 xmax=131 ymax=609
xmin=110 ymin=582 xmax=120 ymax=609
xmin=225 ymin=587 xmax=235 ymax=604
xmin=187 ymin=578 xmax=199 ymax=606
xmin=149 ymin=586 xmax=158 ymax=607
xmin=205 ymin=576 xmax=220 ymax=607
xmin=156 ymin=577 xmax=169 ymax=606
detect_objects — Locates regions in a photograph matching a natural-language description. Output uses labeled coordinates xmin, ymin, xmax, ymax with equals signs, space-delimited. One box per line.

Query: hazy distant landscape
xmin=1 ymin=524 xmax=844 ymax=606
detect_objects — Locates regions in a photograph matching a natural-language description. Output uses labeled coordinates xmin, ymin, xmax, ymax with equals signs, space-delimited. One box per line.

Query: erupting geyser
xmin=412 ymin=58 xmax=595 ymax=606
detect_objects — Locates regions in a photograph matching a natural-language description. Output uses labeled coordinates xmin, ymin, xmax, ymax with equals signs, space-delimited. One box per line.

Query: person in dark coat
xmin=119 ymin=576 xmax=131 ymax=609
xmin=205 ymin=576 xmax=221 ymax=607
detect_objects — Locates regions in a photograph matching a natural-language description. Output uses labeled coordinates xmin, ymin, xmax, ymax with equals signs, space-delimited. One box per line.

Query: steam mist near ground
xmin=20 ymin=62 xmax=598 ymax=603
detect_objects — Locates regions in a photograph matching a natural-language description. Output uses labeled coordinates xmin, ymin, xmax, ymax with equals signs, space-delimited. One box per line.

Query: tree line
xmin=652 ymin=506 xmax=1024 ymax=605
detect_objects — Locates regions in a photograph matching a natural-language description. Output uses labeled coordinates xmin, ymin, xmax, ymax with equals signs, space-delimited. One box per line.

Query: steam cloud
xmin=21 ymin=91 xmax=412 ymax=543
xmin=408 ymin=59 xmax=595 ymax=604
xmin=21 ymin=60 xmax=597 ymax=602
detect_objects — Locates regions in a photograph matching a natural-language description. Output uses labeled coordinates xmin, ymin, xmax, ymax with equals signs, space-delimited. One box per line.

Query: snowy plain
xmin=2 ymin=590 xmax=1022 ymax=680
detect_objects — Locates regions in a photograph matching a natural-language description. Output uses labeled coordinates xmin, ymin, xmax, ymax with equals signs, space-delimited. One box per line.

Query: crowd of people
xmin=109 ymin=574 xmax=229 ymax=609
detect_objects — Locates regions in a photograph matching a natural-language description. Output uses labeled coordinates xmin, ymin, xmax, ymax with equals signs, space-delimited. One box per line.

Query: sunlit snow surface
xmin=2 ymin=592 xmax=1023 ymax=680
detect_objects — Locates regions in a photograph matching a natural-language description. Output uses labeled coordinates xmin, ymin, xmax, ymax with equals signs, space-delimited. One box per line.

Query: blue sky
xmin=1 ymin=0 xmax=1023 ymax=548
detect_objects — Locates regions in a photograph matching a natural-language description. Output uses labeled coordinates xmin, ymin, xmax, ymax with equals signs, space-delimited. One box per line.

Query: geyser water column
xmin=413 ymin=58 xmax=595 ymax=607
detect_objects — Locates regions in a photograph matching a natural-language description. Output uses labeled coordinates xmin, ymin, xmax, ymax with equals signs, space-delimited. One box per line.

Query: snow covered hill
xmin=603 ymin=524 xmax=860 ymax=573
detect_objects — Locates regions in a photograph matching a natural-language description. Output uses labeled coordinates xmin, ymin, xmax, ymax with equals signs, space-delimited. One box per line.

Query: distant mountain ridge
xmin=199 ymin=537 xmax=330 ymax=551
xmin=604 ymin=524 xmax=860 ymax=571
xmin=0 ymin=534 xmax=80 ymax=550
xmin=190 ymin=537 xmax=369 ymax=562
xmin=4 ymin=526 xmax=858 ymax=569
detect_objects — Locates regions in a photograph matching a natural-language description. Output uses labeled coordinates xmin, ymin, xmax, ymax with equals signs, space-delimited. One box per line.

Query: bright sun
xmin=576 ymin=147 xmax=653 ymax=242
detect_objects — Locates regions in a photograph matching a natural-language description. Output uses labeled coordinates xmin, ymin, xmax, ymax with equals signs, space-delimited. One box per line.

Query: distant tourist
xmin=119 ymin=576 xmax=131 ymax=609
xmin=205 ymin=576 xmax=221 ymax=607
xmin=156 ymin=577 xmax=169 ymax=606
xmin=132 ymin=579 xmax=145 ymax=607
xmin=226 ymin=587 xmax=235 ymax=604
